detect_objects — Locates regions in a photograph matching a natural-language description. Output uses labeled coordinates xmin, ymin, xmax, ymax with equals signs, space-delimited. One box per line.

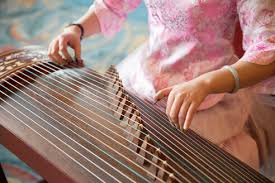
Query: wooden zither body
xmin=0 ymin=47 xmax=272 ymax=183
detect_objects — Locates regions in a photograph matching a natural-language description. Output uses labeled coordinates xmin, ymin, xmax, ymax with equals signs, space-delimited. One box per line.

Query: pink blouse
xmin=92 ymin=0 xmax=275 ymax=110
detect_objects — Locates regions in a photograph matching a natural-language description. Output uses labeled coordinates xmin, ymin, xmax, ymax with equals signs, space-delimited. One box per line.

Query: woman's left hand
xmin=154 ymin=78 xmax=210 ymax=130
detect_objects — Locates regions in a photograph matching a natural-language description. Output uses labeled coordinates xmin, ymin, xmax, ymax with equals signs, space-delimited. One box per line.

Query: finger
xmin=154 ymin=87 xmax=173 ymax=101
xmin=169 ymin=95 xmax=184 ymax=125
xmin=166 ymin=90 xmax=175 ymax=121
xmin=48 ymin=54 xmax=56 ymax=63
xmin=184 ymin=102 xmax=198 ymax=130
xmin=51 ymin=40 xmax=64 ymax=64
xmin=167 ymin=116 xmax=175 ymax=127
xmin=59 ymin=38 xmax=72 ymax=62
xmin=73 ymin=40 xmax=82 ymax=61
xmin=47 ymin=42 xmax=56 ymax=62
xmin=178 ymin=98 xmax=191 ymax=130
xmin=174 ymin=122 xmax=180 ymax=129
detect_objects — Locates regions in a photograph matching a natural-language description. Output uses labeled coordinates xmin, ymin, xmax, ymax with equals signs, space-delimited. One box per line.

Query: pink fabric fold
xmin=93 ymin=0 xmax=141 ymax=37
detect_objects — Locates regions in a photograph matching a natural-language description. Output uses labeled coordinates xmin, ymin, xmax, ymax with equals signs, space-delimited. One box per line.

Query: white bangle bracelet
xmin=222 ymin=65 xmax=240 ymax=93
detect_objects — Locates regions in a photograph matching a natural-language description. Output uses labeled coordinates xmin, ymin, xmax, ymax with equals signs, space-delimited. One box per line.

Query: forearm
xmin=65 ymin=6 xmax=101 ymax=38
xmin=200 ymin=61 xmax=275 ymax=94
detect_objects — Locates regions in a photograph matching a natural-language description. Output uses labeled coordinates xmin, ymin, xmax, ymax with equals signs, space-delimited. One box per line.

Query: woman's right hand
xmin=48 ymin=26 xmax=82 ymax=65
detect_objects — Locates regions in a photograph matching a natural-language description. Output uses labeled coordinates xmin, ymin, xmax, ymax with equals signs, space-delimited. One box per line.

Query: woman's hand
xmin=154 ymin=78 xmax=210 ymax=130
xmin=48 ymin=26 xmax=82 ymax=65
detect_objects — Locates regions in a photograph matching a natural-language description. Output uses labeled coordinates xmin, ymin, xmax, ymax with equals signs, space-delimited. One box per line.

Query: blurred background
xmin=0 ymin=0 xmax=148 ymax=182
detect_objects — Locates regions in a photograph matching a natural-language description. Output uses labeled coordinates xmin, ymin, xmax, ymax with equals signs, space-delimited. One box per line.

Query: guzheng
xmin=0 ymin=46 xmax=272 ymax=183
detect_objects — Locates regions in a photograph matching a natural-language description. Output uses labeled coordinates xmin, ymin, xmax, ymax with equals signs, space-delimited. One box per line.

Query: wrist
xmin=197 ymin=73 xmax=214 ymax=94
xmin=198 ymin=68 xmax=238 ymax=94
xmin=64 ymin=26 xmax=81 ymax=35
xmin=64 ymin=23 xmax=84 ymax=40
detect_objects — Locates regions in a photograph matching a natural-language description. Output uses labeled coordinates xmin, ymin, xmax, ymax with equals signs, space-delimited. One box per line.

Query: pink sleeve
xmin=237 ymin=0 xmax=275 ymax=65
xmin=92 ymin=0 xmax=142 ymax=37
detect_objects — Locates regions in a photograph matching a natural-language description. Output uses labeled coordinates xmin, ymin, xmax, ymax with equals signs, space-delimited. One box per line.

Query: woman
xmin=48 ymin=0 xmax=275 ymax=178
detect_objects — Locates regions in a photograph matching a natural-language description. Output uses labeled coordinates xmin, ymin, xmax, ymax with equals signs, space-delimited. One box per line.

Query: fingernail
xmin=183 ymin=124 xmax=188 ymax=130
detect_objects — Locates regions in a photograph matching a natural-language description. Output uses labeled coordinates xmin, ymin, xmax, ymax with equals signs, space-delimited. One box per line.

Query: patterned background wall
xmin=0 ymin=0 xmax=148 ymax=70
xmin=0 ymin=0 xmax=148 ymax=182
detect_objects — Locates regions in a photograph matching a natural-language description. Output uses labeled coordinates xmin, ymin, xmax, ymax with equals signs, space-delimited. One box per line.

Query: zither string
xmin=2 ymin=49 xmax=269 ymax=182
xmin=82 ymin=67 xmax=259 ymax=182
xmin=0 ymin=52 xmax=268 ymax=182
xmin=33 ymin=62 xmax=237 ymax=182
xmin=0 ymin=94 xmax=120 ymax=183
xmin=18 ymin=62 xmax=219 ymax=182
xmin=8 ymin=69 xmax=186 ymax=183
xmin=103 ymin=68 xmax=266 ymax=182
xmin=0 ymin=79 xmax=170 ymax=182
xmin=1 ymin=53 xmax=246 ymax=182
xmin=0 ymin=52 xmax=264 ymax=182
xmin=103 ymin=67 xmax=267 ymax=182
xmin=21 ymin=64 xmax=203 ymax=182
xmin=70 ymin=63 xmax=268 ymax=182
xmin=43 ymin=62 xmax=260 ymax=182
xmin=58 ymin=63 xmax=257 ymax=182
xmin=16 ymin=68 xmax=190 ymax=182
xmin=2 ymin=73 xmax=170 ymax=183
xmin=141 ymin=92 xmax=265 ymax=181
xmin=125 ymin=76 xmax=266 ymax=182
xmin=37 ymin=63 xmax=236 ymax=182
